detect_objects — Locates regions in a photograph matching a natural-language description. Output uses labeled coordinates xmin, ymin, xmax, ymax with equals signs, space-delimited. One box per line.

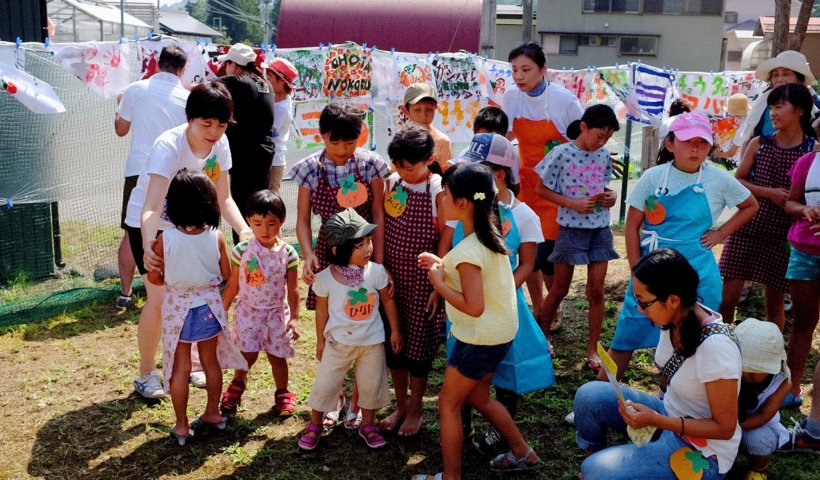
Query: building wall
xmin=536 ymin=1 xmax=724 ymax=71
xmin=495 ymin=18 xmax=535 ymax=61
xmin=723 ymin=0 xmax=799 ymax=26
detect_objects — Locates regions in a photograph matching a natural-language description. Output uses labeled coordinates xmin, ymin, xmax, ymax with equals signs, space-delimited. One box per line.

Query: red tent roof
xmin=276 ymin=0 xmax=482 ymax=54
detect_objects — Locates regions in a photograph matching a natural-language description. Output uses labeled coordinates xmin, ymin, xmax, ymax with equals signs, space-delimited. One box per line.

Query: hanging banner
xmin=675 ymin=71 xmax=729 ymax=116
xmin=276 ymin=47 xmax=327 ymax=102
xmin=0 ymin=60 xmax=65 ymax=114
xmin=633 ymin=64 xmax=672 ymax=124
xmin=53 ymin=42 xmax=130 ymax=100
xmin=484 ymin=59 xmax=512 ymax=106
xmin=393 ymin=52 xmax=436 ymax=101
xmin=433 ymin=53 xmax=485 ymax=101
xmin=322 ymin=43 xmax=373 ymax=98
xmin=292 ymin=99 xmax=375 ymax=151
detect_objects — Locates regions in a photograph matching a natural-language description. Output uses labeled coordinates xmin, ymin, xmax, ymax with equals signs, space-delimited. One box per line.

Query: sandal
xmin=322 ymin=395 xmax=348 ymax=429
xmin=170 ymin=426 xmax=191 ymax=446
xmin=274 ymin=389 xmax=296 ymax=417
xmin=489 ymin=448 xmax=540 ymax=471
xmin=781 ymin=389 xmax=804 ymax=409
xmin=115 ymin=291 xmax=133 ymax=309
xmin=191 ymin=415 xmax=227 ymax=431
xmin=220 ymin=378 xmax=246 ymax=412
xmin=298 ymin=422 xmax=322 ymax=451
xmin=359 ymin=424 xmax=387 ymax=449
xmin=344 ymin=410 xmax=363 ymax=430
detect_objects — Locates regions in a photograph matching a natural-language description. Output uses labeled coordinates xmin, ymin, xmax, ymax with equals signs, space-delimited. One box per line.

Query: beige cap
xmin=734 ymin=318 xmax=789 ymax=376
xmin=404 ymin=82 xmax=438 ymax=105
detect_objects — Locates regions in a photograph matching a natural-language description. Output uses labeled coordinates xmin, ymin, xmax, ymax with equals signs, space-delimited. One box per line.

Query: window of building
xmin=583 ymin=0 xmax=639 ymax=12
xmin=619 ymin=36 xmax=657 ymax=55
xmin=579 ymin=35 xmax=598 ymax=46
xmin=643 ymin=0 xmax=722 ymax=14
xmin=726 ymin=50 xmax=742 ymax=62
xmin=723 ymin=10 xmax=738 ymax=23
xmin=559 ymin=35 xmax=579 ymax=55
xmin=600 ymin=36 xmax=618 ymax=46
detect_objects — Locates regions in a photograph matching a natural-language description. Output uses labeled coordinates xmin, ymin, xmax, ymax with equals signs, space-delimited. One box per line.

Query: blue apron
xmin=448 ymin=200 xmax=555 ymax=394
xmin=610 ymin=163 xmax=723 ymax=351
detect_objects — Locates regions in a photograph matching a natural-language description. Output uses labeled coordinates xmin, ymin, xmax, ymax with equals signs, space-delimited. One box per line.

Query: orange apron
xmin=512 ymin=117 xmax=567 ymax=240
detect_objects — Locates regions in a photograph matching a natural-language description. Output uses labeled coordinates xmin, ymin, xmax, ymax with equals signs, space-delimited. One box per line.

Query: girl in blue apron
xmin=602 ymin=111 xmax=758 ymax=381
xmin=447 ymin=133 xmax=554 ymax=453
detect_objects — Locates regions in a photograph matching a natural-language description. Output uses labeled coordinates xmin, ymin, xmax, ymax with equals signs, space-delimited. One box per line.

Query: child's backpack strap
xmin=659 ymin=323 xmax=740 ymax=391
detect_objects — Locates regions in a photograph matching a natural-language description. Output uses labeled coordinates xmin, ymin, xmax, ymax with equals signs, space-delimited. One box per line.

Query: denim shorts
xmin=179 ymin=304 xmax=222 ymax=343
xmin=549 ymin=226 xmax=619 ymax=265
xmin=533 ymin=240 xmax=556 ymax=275
xmin=448 ymin=339 xmax=512 ymax=380
xmin=786 ymin=246 xmax=820 ymax=281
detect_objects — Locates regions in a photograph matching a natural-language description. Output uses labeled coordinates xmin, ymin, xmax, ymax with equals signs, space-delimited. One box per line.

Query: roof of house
xmin=276 ymin=0 xmax=482 ymax=53
xmin=756 ymin=16 xmax=820 ymax=36
xmin=727 ymin=19 xmax=758 ymax=33
xmin=56 ymin=0 xmax=151 ymax=28
xmin=159 ymin=10 xmax=220 ymax=38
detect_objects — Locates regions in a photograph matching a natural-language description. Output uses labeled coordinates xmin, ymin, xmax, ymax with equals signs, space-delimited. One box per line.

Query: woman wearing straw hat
xmin=733 ymin=318 xmax=791 ymax=480
xmin=734 ymin=50 xmax=818 ymax=157
xmin=216 ymin=43 xmax=277 ymax=243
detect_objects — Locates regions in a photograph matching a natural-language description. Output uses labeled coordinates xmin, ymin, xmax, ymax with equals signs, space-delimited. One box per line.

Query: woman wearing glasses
xmin=572 ymin=248 xmax=742 ymax=479
xmin=599 ymin=112 xmax=757 ymax=382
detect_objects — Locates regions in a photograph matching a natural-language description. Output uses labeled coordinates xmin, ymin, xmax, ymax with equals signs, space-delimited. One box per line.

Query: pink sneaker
xmin=359 ymin=424 xmax=387 ymax=449
xmin=298 ymin=423 xmax=322 ymax=451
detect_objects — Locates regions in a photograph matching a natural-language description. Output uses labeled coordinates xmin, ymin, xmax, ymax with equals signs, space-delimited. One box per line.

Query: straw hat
xmin=755 ymin=50 xmax=817 ymax=86
xmin=734 ymin=318 xmax=789 ymax=376
xmin=725 ymin=93 xmax=750 ymax=117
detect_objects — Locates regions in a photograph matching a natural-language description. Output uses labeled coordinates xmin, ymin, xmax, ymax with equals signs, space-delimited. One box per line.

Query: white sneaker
xmin=564 ymin=411 xmax=575 ymax=425
xmin=134 ymin=370 xmax=167 ymax=399
xmin=189 ymin=371 xmax=207 ymax=388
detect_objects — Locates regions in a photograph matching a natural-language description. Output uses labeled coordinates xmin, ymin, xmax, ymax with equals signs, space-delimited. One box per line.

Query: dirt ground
xmin=0 ymin=232 xmax=818 ymax=479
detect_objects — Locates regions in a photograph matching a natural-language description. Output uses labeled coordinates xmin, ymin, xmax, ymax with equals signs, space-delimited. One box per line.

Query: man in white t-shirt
xmin=114 ymin=45 xmax=189 ymax=311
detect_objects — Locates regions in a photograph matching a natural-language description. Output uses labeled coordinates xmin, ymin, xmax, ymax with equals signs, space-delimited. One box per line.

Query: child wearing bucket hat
xmin=403 ymin=83 xmax=452 ymax=172
xmin=262 ymin=58 xmax=299 ymax=193
xmin=299 ymin=208 xmax=403 ymax=451
xmin=734 ymin=318 xmax=792 ymax=480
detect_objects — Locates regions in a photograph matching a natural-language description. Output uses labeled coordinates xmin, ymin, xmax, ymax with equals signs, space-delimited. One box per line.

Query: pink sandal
xmin=298 ymin=423 xmax=322 ymax=451
xmin=359 ymin=424 xmax=387 ymax=449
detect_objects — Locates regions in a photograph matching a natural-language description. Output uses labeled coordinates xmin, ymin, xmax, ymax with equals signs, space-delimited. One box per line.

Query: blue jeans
xmin=574 ymin=381 xmax=723 ymax=480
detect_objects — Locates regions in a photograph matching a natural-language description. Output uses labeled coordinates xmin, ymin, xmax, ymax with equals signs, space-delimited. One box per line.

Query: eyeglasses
xmin=633 ymin=293 xmax=660 ymax=310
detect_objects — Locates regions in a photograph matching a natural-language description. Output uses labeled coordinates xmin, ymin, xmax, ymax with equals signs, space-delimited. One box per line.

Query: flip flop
xmin=344 ymin=410 xmax=363 ymax=430
xmin=781 ymin=390 xmax=804 ymax=409
xmin=170 ymin=426 xmax=191 ymax=446
xmin=191 ymin=415 xmax=227 ymax=431
xmin=322 ymin=395 xmax=348 ymax=429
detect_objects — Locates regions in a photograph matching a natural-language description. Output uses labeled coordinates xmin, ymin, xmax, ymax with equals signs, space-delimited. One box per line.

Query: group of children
xmin=140 ymin=74 xmax=819 ymax=479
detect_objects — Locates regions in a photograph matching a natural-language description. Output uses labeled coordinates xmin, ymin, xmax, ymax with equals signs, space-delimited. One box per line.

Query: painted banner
xmin=276 ymin=48 xmax=327 ymax=102
xmin=675 ymin=71 xmax=730 ymax=116
xmin=0 ymin=44 xmax=25 ymax=71
xmin=0 ymin=60 xmax=65 ymax=114
xmin=393 ymin=52 xmax=436 ymax=101
xmin=483 ymin=59 xmax=512 ymax=106
xmin=323 ymin=43 xmax=373 ymax=98
xmin=292 ymin=99 xmax=376 ymax=151
xmin=433 ymin=53 xmax=485 ymax=101
xmin=138 ymin=40 xmax=218 ymax=85
xmin=53 ymin=42 xmax=130 ymax=100
xmin=633 ymin=64 xmax=672 ymax=123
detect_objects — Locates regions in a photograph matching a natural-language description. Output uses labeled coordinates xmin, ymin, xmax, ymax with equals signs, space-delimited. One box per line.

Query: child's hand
xmin=418 ymin=252 xmax=442 ymax=271
xmin=316 ymin=339 xmax=325 ymax=361
xmin=427 ymin=262 xmax=445 ymax=285
xmin=426 ymin=291 xmax=440 ymax=320
xmin=143 ymin=239 xmax=163 ymax=272
xmin=803 ymin=206 xmax=820 ymax=223
xmin=302 ymin=252 xmax=320 ymax=285
xmin=768 ymin=187 xmax=790 ymax=208
xmin=390 ymin=330 xmax=403 ymax=354
xmin=618 ymin=400 xmax=660 ymax=430
xmin=700 ymin=229 xmax=724 ymax=249
xmin=287 ymin=318 xmax=300 ymax=341
xmin=571 ymin=197 xmax=597 ymax=214
xmin=599 ymin=190 xmax=617 ymax=209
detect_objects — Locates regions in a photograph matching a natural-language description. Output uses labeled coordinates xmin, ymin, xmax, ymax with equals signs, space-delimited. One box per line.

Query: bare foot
xmin=398 ymin=412 xmax=423 ymax=436
xmin=586 ymin=353 xmax=602 ymax=372
xmin=379 ymin=409 xmax=406 ymax=432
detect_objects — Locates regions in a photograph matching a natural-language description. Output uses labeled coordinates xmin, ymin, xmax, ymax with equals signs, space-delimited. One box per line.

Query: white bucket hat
xmin=734 ymin=317 xmax=789 ymax=376
xmin=217 ymin=43 xmax=258 ymax=68
xmin=755 ymin=50 xmax=817 ymax=86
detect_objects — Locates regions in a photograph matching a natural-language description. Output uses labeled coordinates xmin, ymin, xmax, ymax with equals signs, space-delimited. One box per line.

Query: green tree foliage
xmin=184 ymin=0 xmax=274 ymax=46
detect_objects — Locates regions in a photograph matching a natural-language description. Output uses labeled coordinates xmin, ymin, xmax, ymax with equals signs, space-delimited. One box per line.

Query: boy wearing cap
xmin=602 ymin=111 xmax=758 ymax=381
xmin=262 ymin=58 xmax=299 ymax=193
xmin=734 ymin=318 xmax=791 ymax=480
xmin=403 ymin=82 xmax=452 ymax=172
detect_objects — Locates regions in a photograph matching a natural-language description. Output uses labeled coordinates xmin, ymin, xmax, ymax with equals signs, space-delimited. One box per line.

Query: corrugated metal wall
xmin=0 ymin=0 xmax=47 ymax=42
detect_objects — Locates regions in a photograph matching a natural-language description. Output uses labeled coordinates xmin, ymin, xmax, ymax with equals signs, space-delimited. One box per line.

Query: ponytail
xmin=442 ymin=163 xmax=508 ymax=255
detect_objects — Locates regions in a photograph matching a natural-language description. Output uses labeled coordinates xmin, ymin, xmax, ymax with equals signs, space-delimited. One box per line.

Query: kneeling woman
xmin=573 ymin=248 xmax=741 ymax=479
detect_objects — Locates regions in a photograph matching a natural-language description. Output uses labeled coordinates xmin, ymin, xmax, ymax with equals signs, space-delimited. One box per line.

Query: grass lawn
xmin=0 ymin=232 xmax=818 ymax=479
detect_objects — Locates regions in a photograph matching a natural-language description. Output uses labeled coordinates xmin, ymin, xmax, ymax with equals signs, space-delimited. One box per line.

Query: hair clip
xmin=473 ymin=192 xmax=486 ymax=201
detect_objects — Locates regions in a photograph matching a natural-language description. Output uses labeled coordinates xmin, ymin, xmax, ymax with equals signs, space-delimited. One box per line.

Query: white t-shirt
xmin=117 ymin=72 xmax=189 ymax=177
xmin=626 ymin=163 xmax=751 ymax=223
xmin=386 ymin=172 xmax=443 ymax=216
xmin=162 ymin=228 xmax=222 ymax=307
xmin=501 ymin=82 xmax=583 ymax=139
xmin=504 ymin=196 xmax=544 ymax=244
xmin=312 ymin=262 xmax=389 ymax=346
xmin=124 ymin=124 xmax=233 ymax=230
xmin=655 ymin=312 xmax=742 ymax=474
xmin=271 ymin=96 xmax=293 ymax=167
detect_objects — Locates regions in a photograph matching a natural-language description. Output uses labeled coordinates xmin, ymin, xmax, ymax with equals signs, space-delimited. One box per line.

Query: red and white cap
xmin=262 ymin=58 xmax=298 ymax=87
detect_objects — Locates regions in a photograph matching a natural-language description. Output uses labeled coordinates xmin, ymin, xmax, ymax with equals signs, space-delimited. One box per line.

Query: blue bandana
xmin=526 ymin=79 xmax=547 ymax=97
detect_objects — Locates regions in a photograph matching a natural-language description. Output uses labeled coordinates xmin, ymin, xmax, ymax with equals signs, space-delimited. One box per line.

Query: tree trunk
xmin=789 ymin=0 xmax=816 ymax=51
xmin=773 ymin=0 xmax=792 ymax=56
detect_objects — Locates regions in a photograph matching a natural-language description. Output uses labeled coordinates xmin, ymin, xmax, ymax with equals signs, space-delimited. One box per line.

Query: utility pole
xmin=259 ymin=0 xmax=273 ymax=45
xmin=522 ymin=0 xmax=533 ymax=43
xmin=480 ymin=0 xmax=497 ymax=58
